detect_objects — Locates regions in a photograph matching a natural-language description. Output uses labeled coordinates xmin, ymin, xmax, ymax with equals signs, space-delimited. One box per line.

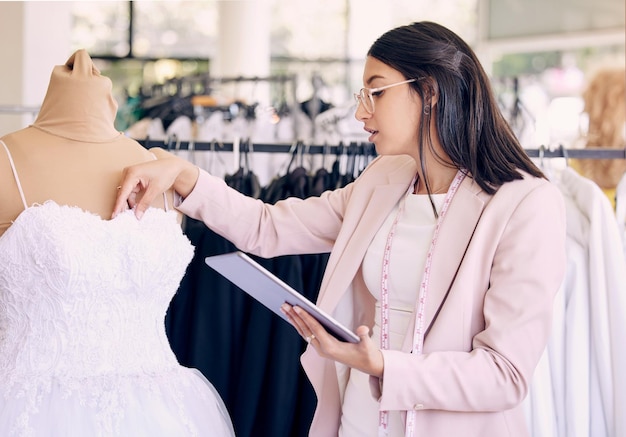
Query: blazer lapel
xmin=405 ymin=176 xmax=488 ymax=350
xmin=317 ymin=156 xmax=416 ymax=310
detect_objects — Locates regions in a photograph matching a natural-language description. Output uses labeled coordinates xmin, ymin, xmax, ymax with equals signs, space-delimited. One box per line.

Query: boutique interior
xmin=0 ymin=1 xmax=625 ymax=437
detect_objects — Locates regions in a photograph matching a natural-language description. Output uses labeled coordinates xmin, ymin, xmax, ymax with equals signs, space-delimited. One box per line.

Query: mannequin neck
xmin=31 ymin=49 xmax=122 ymax=143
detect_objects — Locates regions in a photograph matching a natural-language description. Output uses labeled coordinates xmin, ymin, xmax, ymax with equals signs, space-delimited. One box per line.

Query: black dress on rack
xmin=166 ymin=160 xmax=336 ymax=437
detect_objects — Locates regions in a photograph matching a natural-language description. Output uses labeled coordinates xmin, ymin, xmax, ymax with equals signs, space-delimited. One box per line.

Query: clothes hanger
xmin=559 ymin=144 xmax=570 ymax=167
xmin=207 ymin=139 xmax=228 ymax=176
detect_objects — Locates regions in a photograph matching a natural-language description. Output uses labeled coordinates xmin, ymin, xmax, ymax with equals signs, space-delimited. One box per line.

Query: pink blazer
xmin=179 ymin=154 xmax=567 ymax=437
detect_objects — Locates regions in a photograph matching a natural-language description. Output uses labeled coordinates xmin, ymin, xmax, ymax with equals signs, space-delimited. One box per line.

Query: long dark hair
xmin=368 ymin=21 xmax=544 ymax=194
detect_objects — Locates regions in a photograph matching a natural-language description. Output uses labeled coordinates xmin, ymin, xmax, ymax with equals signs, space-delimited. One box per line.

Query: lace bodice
xmin=0 ymin=202 xmax=194 ymax=383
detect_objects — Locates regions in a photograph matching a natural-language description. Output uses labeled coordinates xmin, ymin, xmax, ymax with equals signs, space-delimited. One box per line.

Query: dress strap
xmin=150 ymin=152 xmax=169 ymax=211
xmin=0 ymin=140 xmax=28 ymax=210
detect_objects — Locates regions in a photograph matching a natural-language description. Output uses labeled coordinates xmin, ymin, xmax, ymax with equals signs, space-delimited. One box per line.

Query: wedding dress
xmin=0 ymin=182 xmax=235 ymax=436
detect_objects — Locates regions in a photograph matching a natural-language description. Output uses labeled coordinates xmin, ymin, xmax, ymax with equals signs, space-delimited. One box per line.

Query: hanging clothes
xmin=166 ymin=147 xmax=343 ymax=437
xmin=224 ymin=144 xmax=262 ymax=199
xmin=615 ymin=172 xmax=626 ymax=256
xmin=525 ymin=166 xmax=626 ymax=437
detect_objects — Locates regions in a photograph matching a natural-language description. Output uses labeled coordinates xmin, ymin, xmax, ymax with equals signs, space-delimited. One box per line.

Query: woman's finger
xmin=112 ymin=169 xmax=143 ymax=218
xmin=281 ymin=304 xmax=320 ymax=342
xmin=281 ymin=304 xmax=307 ymax=337
xmin=292 ymin=306 xmax=333 ymax=345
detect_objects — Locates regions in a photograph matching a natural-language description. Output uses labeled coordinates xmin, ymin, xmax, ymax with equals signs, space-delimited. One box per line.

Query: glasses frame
xmin=354 ymin=78 xmax=417 ymax=114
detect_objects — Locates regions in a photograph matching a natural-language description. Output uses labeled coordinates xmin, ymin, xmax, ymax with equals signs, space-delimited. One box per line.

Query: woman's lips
xmin=364 ymin=127 xmax=378 ymax=142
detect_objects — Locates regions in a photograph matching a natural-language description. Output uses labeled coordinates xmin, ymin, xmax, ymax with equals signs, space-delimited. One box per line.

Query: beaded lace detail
xmin=0 ymin=202 xmax=199 ymax=435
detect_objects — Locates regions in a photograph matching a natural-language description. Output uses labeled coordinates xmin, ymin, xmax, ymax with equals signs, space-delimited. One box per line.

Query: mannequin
xmin=0 ymin=50 xmax=234 ymax=436
xmin=571 ymin=66 xmax=626 ymax=209
xmin=0 ymin=49 xmax=177 ymax=237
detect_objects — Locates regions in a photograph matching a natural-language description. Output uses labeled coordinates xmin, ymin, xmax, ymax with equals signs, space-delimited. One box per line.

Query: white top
xmin=339 ymin=192 xmax=445 ymax=437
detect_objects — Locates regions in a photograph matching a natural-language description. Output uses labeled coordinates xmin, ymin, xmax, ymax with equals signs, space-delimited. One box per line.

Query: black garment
xmin=310 ymin=167 xmax=331 ymax=197
xmin=164 ymin=146 xmax=377 ymax=436
xmin=166 ymin=221 xmax=319 ymax=437
xmin=261 ymin=166 xmax=310 ymax=204
xmin=225 ymin=167 xmax=262 ymax=199
xmin=299 ymin=98 xmax=332 ymax=120
xmin=166 ymin=162 xmax=333 ymax=437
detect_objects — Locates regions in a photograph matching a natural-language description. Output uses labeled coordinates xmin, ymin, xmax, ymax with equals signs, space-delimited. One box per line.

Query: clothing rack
xmin=525 ymin=146 xmax=626 ymax=159
xmin=139 ymin=139 xmax=626 ymax=160
xmin=0 ymin=105 xmax=41 ymax=127
xmin=141 ymin=74 xmax=298 ymax=110
xmin=0 ymin=105 xmax=41 ymax=115
xmin=146 ymin=73 xmax=297 ymax=95
xmin=137 ymin=73 xmax=301 ymax=141
xmin=139 ymin=138 xmax=374 ymax=156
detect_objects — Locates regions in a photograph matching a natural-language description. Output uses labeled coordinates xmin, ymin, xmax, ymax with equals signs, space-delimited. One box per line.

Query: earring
xmin=423 ymin=104 xmax=431 ymax=116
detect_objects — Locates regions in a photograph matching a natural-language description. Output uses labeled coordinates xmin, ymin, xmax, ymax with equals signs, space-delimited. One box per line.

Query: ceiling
xmin=487 ymin=0 xmax=625 ymax=40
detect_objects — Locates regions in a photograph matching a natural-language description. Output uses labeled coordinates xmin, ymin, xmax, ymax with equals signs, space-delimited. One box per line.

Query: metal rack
xmin=139 ymin=139 xmax=626 ymax=160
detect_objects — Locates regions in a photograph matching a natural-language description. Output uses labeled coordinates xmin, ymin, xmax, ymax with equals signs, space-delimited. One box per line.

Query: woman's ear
xmin=421 ymin=78 xmax=439 ymax=115
xmin=426 ymin=78 xmax=439 ymax=108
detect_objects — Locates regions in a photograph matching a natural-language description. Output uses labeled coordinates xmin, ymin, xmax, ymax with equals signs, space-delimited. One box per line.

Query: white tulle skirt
xmin=0 ymin=367 xmax=235 ymax=437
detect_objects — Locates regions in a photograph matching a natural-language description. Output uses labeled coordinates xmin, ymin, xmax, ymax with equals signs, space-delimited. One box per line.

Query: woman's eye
xmin=371 ymin=90 xmax=384 ymax=98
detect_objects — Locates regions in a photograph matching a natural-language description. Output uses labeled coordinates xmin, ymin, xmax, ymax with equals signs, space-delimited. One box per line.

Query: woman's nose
xmin=354 ymin=99 xmax=371 ymax=121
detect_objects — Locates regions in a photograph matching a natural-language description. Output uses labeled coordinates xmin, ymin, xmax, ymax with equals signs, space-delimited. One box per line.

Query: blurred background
xmin=0 ymin=0 xmax=624 ymax=151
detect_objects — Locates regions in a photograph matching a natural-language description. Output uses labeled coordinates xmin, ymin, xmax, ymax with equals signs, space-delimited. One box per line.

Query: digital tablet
xmin=205 ymin=251 xmax=360 ymax=343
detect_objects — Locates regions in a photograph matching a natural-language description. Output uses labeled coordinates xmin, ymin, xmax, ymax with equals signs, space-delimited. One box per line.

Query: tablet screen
xmin=205 ymin=251 xmax=360 ymax=343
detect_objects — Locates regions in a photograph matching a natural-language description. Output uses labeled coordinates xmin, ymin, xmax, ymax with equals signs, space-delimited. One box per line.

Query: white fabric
xmin=615 ymin=171 xmax=626 ymax=256
xmin=524 ymin=347 xmax=557 ymax=437
xmin=340 ymin=193 xmax=444 ymax=437
xmin=525 ymin=167 xmax=626 ymax=437
xmin=525 ymin=194 xmax=591 ymax=437
xmin=165 ymin=115 xmax=194 ymax=141
xmin=0 ymin=202 xmax=234 ymax=437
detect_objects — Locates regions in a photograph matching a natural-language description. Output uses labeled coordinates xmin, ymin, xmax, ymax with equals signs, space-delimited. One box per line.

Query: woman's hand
xmin=281 ymin=303 xmax=384 ymax=378
xmin=112 ymin=148 xmax=199 ymax=220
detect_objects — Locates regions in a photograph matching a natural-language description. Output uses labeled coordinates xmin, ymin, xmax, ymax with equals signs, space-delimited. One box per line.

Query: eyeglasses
xmin=354 ymin=78 xmax=417 ymax=114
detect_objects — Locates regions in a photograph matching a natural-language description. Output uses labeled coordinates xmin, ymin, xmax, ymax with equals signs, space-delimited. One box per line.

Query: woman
xmin=114 ymin=21 xmax=566 ymax=437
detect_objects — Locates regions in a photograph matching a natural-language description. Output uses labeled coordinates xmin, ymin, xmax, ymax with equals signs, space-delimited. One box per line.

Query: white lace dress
xmin=0 ymin=201 xmax=235 ymax=437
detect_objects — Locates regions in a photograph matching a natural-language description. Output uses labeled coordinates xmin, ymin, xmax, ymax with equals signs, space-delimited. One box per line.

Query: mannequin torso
xmin=0 ymin=127 xmax=178 ymax=237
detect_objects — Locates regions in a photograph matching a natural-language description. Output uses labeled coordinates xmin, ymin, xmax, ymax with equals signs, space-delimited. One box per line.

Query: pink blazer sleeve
xmin=176 ymin=168 xmax=350 ymax=257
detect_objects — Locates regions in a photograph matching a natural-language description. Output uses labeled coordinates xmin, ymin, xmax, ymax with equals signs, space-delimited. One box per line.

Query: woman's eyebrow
xmin=365 ymin=74 xmax=386 ymax=87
